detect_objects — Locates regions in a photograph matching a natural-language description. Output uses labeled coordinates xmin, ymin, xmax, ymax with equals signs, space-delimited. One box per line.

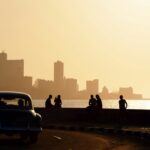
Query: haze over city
xmin=0 ymin=52 xmax=142 ymax=99
xmin=1 ymin=0 xmax=150 ymax=97
xmin=1 ymin=2 xmax=150 ymax=149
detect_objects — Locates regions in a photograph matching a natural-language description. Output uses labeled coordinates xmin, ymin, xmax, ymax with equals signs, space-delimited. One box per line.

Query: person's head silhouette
xmin=58 ymin=95 xmax=61 ymax=99
xmin=91 ymin=95 xmax=94 ymax=98
xmin=49 ymin=95 xmax=52 ymax=99
xmin=96 ymin=94 xmax=100 ymax=99
xmin=120 ymin=95 xmax=123 ymax=99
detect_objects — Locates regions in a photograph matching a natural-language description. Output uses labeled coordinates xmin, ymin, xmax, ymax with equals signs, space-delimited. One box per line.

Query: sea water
xmin=33 ymin=99 xmax=150 ymax=110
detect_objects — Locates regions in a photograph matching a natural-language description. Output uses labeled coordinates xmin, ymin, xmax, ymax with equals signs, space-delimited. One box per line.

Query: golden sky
xmin=1 ymin=0 xmax=150 ymax=97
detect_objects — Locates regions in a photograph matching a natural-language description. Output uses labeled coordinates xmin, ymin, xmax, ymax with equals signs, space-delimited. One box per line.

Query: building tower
xmin=54 ymin=61 xmax=64 ymax=95
xmin=86 ymin=79 xmax=99 ymax=95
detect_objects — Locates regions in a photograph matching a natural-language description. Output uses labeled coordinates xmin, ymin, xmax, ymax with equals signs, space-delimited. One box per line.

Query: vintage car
xmin=0 ymin=91 xmax=42 ymax=143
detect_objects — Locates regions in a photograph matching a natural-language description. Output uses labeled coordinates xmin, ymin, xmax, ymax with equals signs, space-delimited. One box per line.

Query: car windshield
xmin=0 ymin=97 xmax=31 ymax=109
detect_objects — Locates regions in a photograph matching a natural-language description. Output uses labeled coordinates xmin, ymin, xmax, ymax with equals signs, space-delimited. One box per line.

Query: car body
xmin=0 ymin=91 xmax=42 ymax=143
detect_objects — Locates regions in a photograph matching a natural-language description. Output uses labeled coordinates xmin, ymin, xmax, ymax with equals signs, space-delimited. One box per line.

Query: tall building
xmin=54 ymin=61 xmax=64 ymax=95
xmin=86 ymin=79 xmax=99 ymax=95
xmin=0 ymin=52 xmax=32 ymax=91
xmin=0 ymin=52 xmax=24 ymax=89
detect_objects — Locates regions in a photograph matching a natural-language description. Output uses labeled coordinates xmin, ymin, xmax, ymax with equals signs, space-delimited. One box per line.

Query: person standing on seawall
xmin=119 ymin=95 xmax=128 ymax=111
xmin=118 ymin=95 xmax=128 ymax=127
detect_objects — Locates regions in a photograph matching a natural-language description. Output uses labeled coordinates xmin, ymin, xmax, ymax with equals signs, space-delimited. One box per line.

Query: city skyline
xmin=0 ymin=1 xmax=150 ymax=149
xmin=0 ymin=52 xmax=143 ymax=99
xmin=1 ymin=1 xmax=150 ymax=97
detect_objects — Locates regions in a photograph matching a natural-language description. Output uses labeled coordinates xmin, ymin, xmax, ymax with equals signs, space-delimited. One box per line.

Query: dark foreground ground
xmin=0 ymin=129 xmax=150 ymax=150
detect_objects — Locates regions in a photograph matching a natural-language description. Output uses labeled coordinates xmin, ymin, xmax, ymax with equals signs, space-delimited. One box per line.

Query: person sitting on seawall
xmin=119 ymin=95 xmax=128 ymax=111
xmin=54 ymin=95 xmax=62 ymax=108
xmin=87 ymin=94 xmax=97 ymax=109
xmin=95 ymin=94 xmax=103 ymax=109
xmin=45 ymin=95 xmax=53 ymax=109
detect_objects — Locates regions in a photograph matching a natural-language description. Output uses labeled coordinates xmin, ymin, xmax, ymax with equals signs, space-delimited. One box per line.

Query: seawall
xmin=35 ymin=108 xmax=150 ymax=127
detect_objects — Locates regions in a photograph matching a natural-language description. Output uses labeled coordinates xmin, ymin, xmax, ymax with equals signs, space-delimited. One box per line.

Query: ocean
xmin=32 ymin=99 xmax=150 ymax=110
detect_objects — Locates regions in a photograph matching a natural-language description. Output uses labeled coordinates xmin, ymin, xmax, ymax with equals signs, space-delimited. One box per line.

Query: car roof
xmin=0 ymin=91 xmax=32 ymax=100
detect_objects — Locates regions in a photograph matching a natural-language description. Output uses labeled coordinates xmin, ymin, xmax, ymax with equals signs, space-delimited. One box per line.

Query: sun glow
xmin=1 ymin=0 xmax=150 ymax=97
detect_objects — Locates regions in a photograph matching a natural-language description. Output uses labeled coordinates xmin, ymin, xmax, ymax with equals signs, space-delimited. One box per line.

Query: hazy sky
xmin=1 ymin=0 xmax=150 ymax=97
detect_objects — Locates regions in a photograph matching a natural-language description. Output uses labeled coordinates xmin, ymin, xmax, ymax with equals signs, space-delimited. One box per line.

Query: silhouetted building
xmin=23 ymin=76 xmax=33 ymax=91
xmin=78 ymin=89 xmax=88 ymax=99
xmin=101 ymin=86 xmax=109 ymax=99
xmin=34 ymin=79 xmax=53 ymax=98
xmin=108 ymin=87 xmax=143 ymax=99
xmin=86 ymin=79 xmax=99 ymax=95
xmin=64 ymin=78 xmax=78 ymax=99
xmin=0 ymin=52 xmax=32 ymax=91
xmin=54 ymin=61 xmax=64 ymax=95
xmin=119 ymin=87 xmax=133 ymax=99
xmin=119 ymin=87 xmax=142 ymax=99
xmin=0 ymin=52 xmax=143 ymax=100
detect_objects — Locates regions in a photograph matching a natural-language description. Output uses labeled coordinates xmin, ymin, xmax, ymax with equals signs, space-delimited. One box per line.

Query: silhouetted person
xmin=118 ymin=95 xmax=128 ymax=127
xmin=88 ymin=95 xmax=96 ymax=109
xmin=45 ymin=95 xmax=53 ymax=108
xmin=119 ymin=95 xmax=127 ymax=111
xmin=95 ymin=94 xmax=102 ymax=109
xmin=54 ymin=95 xmax=62 ymax=108
xmin=18 ymin=99 xmax=24 ymax=108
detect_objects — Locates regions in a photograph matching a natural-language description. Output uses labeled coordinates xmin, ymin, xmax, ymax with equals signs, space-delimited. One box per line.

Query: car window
xmin=0 ymin=98 xmax=30 ymax=109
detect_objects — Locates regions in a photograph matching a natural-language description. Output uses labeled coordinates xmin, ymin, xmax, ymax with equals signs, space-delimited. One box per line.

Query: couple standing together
xmin=88 ymin=94 xmax=103 ymax=109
